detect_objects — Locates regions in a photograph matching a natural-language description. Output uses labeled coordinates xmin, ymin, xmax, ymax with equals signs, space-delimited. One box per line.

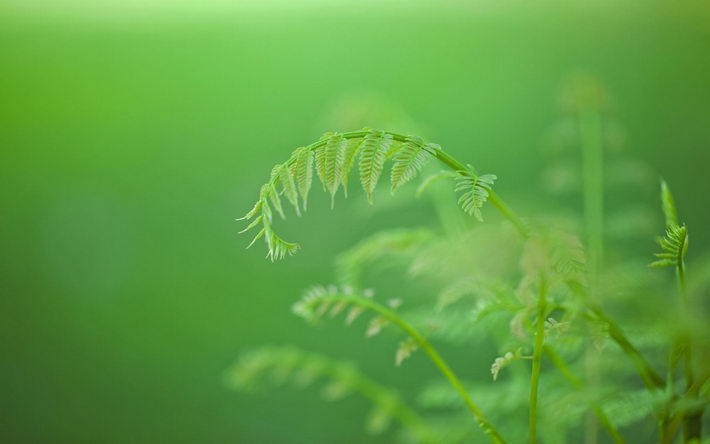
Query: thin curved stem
xmin=301 ymin=293 xmax=507 ymax=444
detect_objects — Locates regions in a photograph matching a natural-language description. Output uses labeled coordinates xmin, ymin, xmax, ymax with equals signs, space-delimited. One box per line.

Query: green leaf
xmin=314 ymin=136 xmax=329 ymax=192
xmin=390 ymin=136 xmax=439 ymax=193
xmin=650 ymin=224 xmax=688 ymax=268
xmin=359 ymin=130 xmax=391 ymax=203
xmin=454 ymin=173 xmax=497 ymax=222
xmin=324 ymin=133 xmax=347 ymax=206
xmin=340 ymin=138 xmax=361 ymax=197
xmin=294 ymin=147 xmax=314 ymax=211
xmin=264 ymin=218 xmax=299 ymax=261
xmin=280 ymin=163 xmax=300 ymax=216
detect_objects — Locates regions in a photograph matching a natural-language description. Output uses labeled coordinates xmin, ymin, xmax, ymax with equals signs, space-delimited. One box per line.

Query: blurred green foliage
xmin=1 ymin=1 xmax=709 ymax=442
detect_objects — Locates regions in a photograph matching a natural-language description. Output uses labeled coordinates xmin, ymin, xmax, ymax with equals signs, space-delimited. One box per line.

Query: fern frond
xmin=359 ymin=130 xmax=391 ymax=203
xmin=391 ymin=136 xmax=440 ymax=193
xmin=454 ymin=172 xmax=497 ymax=222
xmin=225 ymin=346 xmax=436 ymax=442
xmin=239 ymin=128 xmax=500 ymax=260
xmin=650 ymin=224 xmax=688 ymax=268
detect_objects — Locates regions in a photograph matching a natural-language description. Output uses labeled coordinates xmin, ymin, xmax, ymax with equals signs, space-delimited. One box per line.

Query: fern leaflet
xmin=391 ymin=136 xmax=440 ymax=193
xmin=650 ymin=224 xmax=688 ymax=268
xmin=294 ymin=147 xmax=313 ymax=211
xmin=454 ymin=172 xmax=497 ymax=222
xmin=359 ymin=130 xmax=391 ymax=203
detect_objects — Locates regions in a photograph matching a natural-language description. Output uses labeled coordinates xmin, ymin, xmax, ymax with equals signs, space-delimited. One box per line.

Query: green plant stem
xmin=579 ymin=108 xmax=604 ymax=444
xmin=678 ymin=260 xmax=702 ymax=442
xmin=579 ymin=109 xmax=604 ymax=278
xmin=544 ymin=346 xmax=626 ymax=444
xmin=529 ymin=277 xmax=547 ymax=444
xmin=306 ymin=294 xmax=507 ymax=444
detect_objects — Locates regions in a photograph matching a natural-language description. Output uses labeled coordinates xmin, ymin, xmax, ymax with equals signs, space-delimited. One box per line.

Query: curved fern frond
xmin=238 ymin=129 xmax=501 ymax=260
xmin=454 ymin=172 xmax=497 ymax=222
xmin=650 ymin=225 xmax=688 ymax=268
xmin=292 ymin=285 xmax=507 ymax=443
xmin=225 ymin=346 xmax=437 ymax=442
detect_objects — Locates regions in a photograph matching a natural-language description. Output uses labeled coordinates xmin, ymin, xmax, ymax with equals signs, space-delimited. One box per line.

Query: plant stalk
xmin=529 ymin=277 xmax=547 ymax=444
xmin=579 ymin=108 xmax=605 ymax=444
xmin=313 ymin=294 xmax=507 ymax=444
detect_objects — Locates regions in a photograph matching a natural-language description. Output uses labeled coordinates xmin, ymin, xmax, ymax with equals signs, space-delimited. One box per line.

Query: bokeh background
xmin=2 ymin=1 xmax=709 ymax=443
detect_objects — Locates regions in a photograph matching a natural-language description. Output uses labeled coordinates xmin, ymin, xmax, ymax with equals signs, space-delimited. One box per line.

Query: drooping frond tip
xmin=238 ymin=128 xmax=494 ymax=260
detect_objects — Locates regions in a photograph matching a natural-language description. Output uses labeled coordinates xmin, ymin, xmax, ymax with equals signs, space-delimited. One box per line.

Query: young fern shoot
xmin=238 ymin=129 xmax=501 ymax=260
xmin=651 ymin=180 xmax=698 ymax=442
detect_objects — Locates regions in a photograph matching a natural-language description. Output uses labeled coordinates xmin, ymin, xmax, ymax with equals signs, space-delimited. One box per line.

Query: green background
xmin=1 ymin=1 xmax=709 ymax=442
